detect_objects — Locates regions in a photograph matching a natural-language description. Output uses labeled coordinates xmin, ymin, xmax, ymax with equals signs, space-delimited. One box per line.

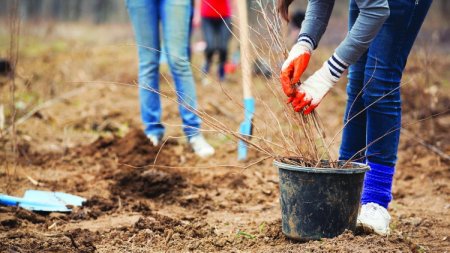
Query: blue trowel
xmin=0 ymin=190 xmax=85 ymax=212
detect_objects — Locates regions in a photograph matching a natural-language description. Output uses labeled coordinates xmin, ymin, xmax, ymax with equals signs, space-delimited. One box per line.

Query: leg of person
xmin=187 ymin=0 xmax=194 ymax=61
xmin=201 ymin=17 xmax=215 ymax=74
xmin=338 ymin=0 xmax=367 ymax=164
xmin=217 ymin=17 xmax=232 ymax=81
xmin=358 ymin=0 xmax=432 ymax=235
xmin=161 ymin=0 xmax=214 ymax=158
xmin=126 ymin=0 xmax=164 ymax=144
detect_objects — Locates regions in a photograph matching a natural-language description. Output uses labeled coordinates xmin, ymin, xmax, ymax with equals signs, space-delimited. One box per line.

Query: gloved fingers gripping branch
xmin=289 ymin=53 xmax=349 ymax=115
xmin=290 ymin=88 xmax=306 ymax=108
xmin=289 ymin=86 xmax=313 ymax=114
xmin=303 ymin=104 xmax=318 ymax=115
xmin=280 ymin=37 xmax=313 ymax=97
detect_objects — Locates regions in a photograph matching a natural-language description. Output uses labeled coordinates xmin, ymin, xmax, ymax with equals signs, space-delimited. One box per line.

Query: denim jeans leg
xmin=126 ymin=0 xmax=165 ymax=138
xmin=218 ymin=18 xmax=231 ymax=64
xmin=396 ymin=0 xmax=433 ymax=72
xmin=339 ymin=54 xmax=368 ymax=163
xmin=161 ymin=0 xmax=201 ymax=138
xmin=339 ymin=0 xmax=367 ymax=163
xmin=202 ymin=18 xmax=216 ymax=65
xmin=363 ymin=0 xmax=431 ymax=167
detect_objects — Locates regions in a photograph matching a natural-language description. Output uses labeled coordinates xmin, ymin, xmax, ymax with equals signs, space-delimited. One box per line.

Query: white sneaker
xmin=202 ymin=77 xmax=211 ymax=86
xmin=189 ymin=135 xmax=215 ymax=158
xmin=357 ymin=202 xmax=391 ymax=235
xmin=147 ymin=135 xmax=160 ymax=146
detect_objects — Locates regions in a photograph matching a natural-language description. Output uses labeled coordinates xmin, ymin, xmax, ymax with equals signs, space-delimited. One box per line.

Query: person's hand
xmin=280 ymin=42 xmax=312 ymax=97
xmin=290 ymin=62 xmax=338 ymax=114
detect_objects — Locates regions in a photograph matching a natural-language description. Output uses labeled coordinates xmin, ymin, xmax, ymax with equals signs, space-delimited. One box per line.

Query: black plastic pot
xmin=274 ymin=159 xmax=369 ymax=241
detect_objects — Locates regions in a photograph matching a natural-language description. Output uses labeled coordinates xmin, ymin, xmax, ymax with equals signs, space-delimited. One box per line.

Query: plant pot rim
xmin=274 ymin=159 xmax=370 ymax=174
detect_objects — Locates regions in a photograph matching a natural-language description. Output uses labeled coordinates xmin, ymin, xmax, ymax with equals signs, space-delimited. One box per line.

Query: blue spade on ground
xmin=0 ymin=190 xmax=86 ymax=212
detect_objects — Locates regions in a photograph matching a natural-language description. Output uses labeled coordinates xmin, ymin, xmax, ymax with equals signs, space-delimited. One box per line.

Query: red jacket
xmin=201 ymin=0 xmax=231 ymax=18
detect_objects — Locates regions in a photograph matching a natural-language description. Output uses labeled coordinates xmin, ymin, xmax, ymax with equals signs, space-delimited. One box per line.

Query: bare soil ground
xmin=0 ymin=23 xmax=449 ymax=252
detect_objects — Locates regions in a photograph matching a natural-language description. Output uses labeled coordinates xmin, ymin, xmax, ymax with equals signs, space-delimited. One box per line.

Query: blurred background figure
xmin=193 ymin=0 xmax=232 ymax=83
xmin=126 ymin=0 xmax=215 ymax=158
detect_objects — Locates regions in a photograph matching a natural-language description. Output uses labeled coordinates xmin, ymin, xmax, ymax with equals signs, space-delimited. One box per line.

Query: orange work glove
xmin=290 ymin=53 xmax=349 ymax=115
xmin=280 ymin=39 xmax=313 ymax=97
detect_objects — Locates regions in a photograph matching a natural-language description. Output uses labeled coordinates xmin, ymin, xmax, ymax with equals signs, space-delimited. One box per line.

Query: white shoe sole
xmin=356 ymin=220 xmax=390 ymax=236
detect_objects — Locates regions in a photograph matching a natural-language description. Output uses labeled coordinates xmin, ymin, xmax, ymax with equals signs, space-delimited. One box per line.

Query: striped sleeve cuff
xmin=297 ymin=33 xmax=316 ymax=51
xmin=327 ymin=53 xmax=349 ymax=81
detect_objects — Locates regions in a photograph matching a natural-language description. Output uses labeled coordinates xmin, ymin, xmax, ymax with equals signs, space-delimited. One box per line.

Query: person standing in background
xmin=126 ymin=0 xmax=215 ymax=158
xmin=193 ymin=0 xmax=233 ymax=82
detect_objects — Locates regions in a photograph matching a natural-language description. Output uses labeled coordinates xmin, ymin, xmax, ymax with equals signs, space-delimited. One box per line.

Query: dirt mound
xmin=126 ymin=214 xmax=217 ymax=250
xmin=112 ymin=168 xmax=185 ymax=198
xmin=78 ymin=128 xmax=179 ymax=167
xmin=14 ymin=208 xmax=47 ymax=224
xmin=83 ymin=195 xmax=117 ymax=212
xmin=0 ymin=229 xmax=99 ymax=253
xmin=74 ymin=129 xmax=187 ymax=199
xmin=0 ymin=207 xmax=47 ymax=230
xmin=134 ymin=214 xmax=181 ymax=233
xmin=69 ymin=195 xmax=154 ymax=221
xmin=69 ymin=195 xmax=119 ymax=220
xmin=79 ymin=129 xmax=187 ymax=200
xmin=0 ymin=207 xmax=98 ymax=253
xmin=10 ymin=128 xmax=178 ymax=168
xmin=64 ymin=229 xmax=99 ymax=253
xmin=130 ymin=201 xmax=152 ymax=215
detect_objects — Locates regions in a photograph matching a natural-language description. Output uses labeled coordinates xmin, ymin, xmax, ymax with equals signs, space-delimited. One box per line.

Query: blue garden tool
xmin=238 ymin=98 xmax=255 ymax=160
xmin=237 ymin=0 xmax=254 ymax=161
xmin=0 ymin=190 xmax=85 ymax=212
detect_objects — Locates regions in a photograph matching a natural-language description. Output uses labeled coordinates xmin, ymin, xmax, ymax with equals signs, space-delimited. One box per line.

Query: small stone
xmin=262 ymin=189 xmax=272 ymax=196
xmin=143 ymin=229 xmax=153 ymax=235
xmin=410 ymin=217 xmax=423 ymax=226
xmin=212 ymin=238 xmax=227 ymax=247
xmin=188 ymin=241 xmax=200 ymax=250
xmin=172 ymin=232 xmax=181 ymax=240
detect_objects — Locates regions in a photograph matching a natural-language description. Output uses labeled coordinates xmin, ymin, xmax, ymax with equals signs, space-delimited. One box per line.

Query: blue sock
xmin=361 ymin=162 xmax=395 ymax=208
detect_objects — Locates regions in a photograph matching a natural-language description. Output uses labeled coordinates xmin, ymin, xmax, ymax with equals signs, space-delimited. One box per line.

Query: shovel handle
xmin=237 ymin=0 xmax=252 ymax=99
xmin=0 ymin=195 xmax=22 ymax=206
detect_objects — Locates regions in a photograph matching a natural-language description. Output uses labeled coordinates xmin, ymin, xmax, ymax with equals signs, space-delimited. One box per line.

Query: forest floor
xmin=0 ymin=23 xmax=449 ymax=252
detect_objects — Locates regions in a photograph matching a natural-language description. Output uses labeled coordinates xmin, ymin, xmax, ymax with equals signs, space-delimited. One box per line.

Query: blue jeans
xmin=339 ymin=0 xmax=432 ymax=167
xmin=126 ymin=0 xmax=201 ymax=139
xmin=202 ymin=17 xmax=232 ymax=66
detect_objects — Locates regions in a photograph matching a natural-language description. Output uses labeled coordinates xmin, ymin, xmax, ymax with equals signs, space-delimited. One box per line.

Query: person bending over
xmin=278 ymin=0 xmax=431 ymax=235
